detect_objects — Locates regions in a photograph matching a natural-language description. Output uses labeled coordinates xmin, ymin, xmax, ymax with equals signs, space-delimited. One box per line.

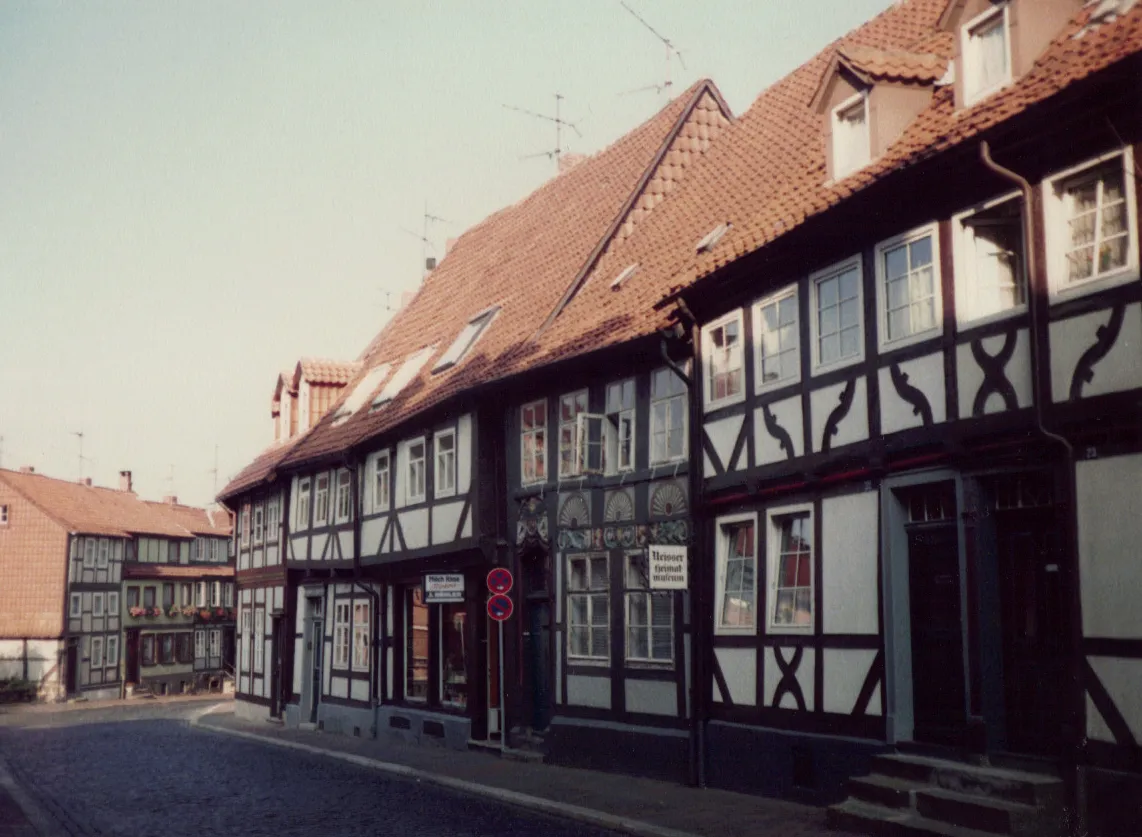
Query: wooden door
xmin=125 ymin=630 xmax=139 ymax=683
xmin=908 ymin=524 xmax=967 ymax=745
xmin=65 ymin=641 xmax=79 ymax=694
xmin=309 ymin=618 xmax=323 ymax=723
xmin=997 ymin=509 xmax=1067 ymax=755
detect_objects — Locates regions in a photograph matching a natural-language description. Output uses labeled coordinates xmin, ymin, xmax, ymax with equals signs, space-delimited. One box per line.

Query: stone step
xmin=849 ymin=775 xmax=924 ymax=809
xmin=827 ymin=799 xmax=1002 ymax=837
xmin=870 ymin=754 xmax=1064 ymax=806
xmin=916 ymin=787 xmax=1040 ymax=836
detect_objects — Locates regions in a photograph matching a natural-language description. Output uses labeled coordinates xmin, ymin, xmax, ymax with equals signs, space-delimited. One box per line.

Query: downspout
xmin=346 ymin=454 xmax=382 ymax=723
xmin=979 ymin=141 xmax=1082 ymax=822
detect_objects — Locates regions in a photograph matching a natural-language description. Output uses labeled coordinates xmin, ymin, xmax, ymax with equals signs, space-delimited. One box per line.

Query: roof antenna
xmin=504 ymin=94 xmax=584 ymax=170
xmin=71 ymin=431 xmax=86 ymax=481
xmin=617 ymin=1 xmax=686 ymax=98
xmin=399 ymin=201 xmax=449 ymax=277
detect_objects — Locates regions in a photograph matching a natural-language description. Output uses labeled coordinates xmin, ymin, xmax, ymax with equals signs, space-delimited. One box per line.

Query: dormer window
xmin=832 ymin=93 xmax=870 ymax=179
xmin=331 ymin=364 xmax=391 ymax=425
xmin=962 ymin=3 xmax=1011 ymax=105
xmin=433 ymin=308 xmax=499 ymax=373
xmin=373 ymin=346 xmax=436 ymax=409
xmin=696 ymin=223 xmax=730 ymax=255
xmin=610 ymin=264 xmax=638 ymax=290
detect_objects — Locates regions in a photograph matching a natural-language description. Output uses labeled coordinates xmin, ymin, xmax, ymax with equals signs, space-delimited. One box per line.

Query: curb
xmin=0 ymin=752 xmax=67 ymax=837
xmin=190 ymin=712 xmax=700 ymax=837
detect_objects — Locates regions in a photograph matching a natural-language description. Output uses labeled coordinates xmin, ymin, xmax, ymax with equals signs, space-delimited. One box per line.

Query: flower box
xmin=129 ymin=606 xmax=147 ymax=618
xmin=149 ymin=607 xmax=163 ymax=617
xmin=181 ymin=605 xmax=196 ymax=617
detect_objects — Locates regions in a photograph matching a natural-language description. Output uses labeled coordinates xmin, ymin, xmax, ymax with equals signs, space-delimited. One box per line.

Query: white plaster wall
xmin=273 ymin=586 xmax=283 ymax=611
xmin=289 ymin=535 xmax=307 ymax=562
xmin=1077 ymin=454 xmax=1142 ymax=637
xmin=266 ymin=544 xmax=279 ymax=566
xmin=764 ymin=646 xmax=815 ymax=711
xmin=713 ymin=646 xmax=756 ymax=706
xmin=311 ymin=533 xmax=329 ymax=562
xmin=1050 ymin=303 xmax=1142 ymax=402
xmin=810 ymin=378 xmax=868 ymax=453
xmin=362 ymin=517 xmax=385 ymax=556
xmin=625 ymin=678 xmax=677 ymax=716
xmin=350 ymin=678 xmax=369 ymax=702
xmin=823 ymin=648 xmax=877 ymax=714
xmin=400 ymin=509 xmax=429 ymax=551
xmin=292 ymin=637 xmax=304 ymax=694
xmin=822 ymin=491 xmax=880 ymax=635
xmin=1087 ymin=656 xmax=1142 ymax=742
xmin=458 ymin=413 xmax=473 ymax=494
xmin=566 ymin=674 xmax=611 ymax=709
xmin=431 ymin=501 xmax=464 ymax=546
xmin=754 ymin=396 xmax=804 ymax=465
xmin=461 ymin=513 xmax=472 ymax=539
xmin=331 ymin=676 xmax=348 ymax=699
xmin=878 ymin=353 xmax=946 ymax=435
xmin=955 ymin=329 xmax=1032 ymax=417
xmin=338 ymin=531 xmax=353 ymax=562
xmin=704 ymin=413 xmax=745 ymax=476
xmin=0 ymin=639 xmax=61 ymax=684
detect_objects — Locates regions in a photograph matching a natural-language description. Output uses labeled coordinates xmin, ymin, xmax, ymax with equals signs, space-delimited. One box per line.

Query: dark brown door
xmin=908 ymin=524 xmax=967 ymax=745
xmin=269 ymin=616 xmax=283 ymax=718
xmin=997 ymin=509 xmax=1067 ymax=755
xmin=125 ymin=630 xmax=140 ymax=682
xmin=65 ymin=640 xmax=78 ymax=694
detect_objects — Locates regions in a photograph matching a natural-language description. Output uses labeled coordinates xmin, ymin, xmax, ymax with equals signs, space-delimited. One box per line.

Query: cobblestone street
xmin=0 ymin=705 xmax=617 ymax=837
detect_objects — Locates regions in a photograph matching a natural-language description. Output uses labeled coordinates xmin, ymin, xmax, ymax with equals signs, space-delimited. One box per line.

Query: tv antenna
xmin=399 ymin=201 xmax=449 ymax=276
xmin=71 ymin=431 xmax=87 ymax=481
xmin=617 ymin=1 xmax=686 ymax=98
xmin=503 ymin=94 xmax=584 ymax=166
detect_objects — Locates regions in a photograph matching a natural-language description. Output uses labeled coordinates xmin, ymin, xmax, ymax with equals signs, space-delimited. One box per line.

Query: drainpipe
xmin=978 ymin=141 xmax=1083 ymax=825
xmin=346 ymin=454 xmax=382 ymax=726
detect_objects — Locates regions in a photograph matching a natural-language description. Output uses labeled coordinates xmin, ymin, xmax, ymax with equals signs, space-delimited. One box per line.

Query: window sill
xmin=878 ymin=326 xmax=943 ymax=357
xmin=566 ymin=656 xmax=610 ymax=668
xmin=811 ymin=352 xmax=864 ymax=379
xmin=956 ymin=304 xmax=1027 ymax=333
xmin=962 ymin=77 xmax=1014 ymax=111
xmin=766 ymin=624 xmax=815 ymax=636
xmin=703 ymin=389 xmax=746 ymax=414
xmin=713 ymin=625 xmax=757 ymax=638
xmin=755 ymin=373 xmax=802 ymax=397
xmin=1049 ymin=266 xmax=1140 ymax=306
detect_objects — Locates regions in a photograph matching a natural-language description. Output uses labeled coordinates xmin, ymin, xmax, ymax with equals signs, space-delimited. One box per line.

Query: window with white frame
xmin=567 ymin=554 xmax=609 ymax=661
xmin=832 ymin=92 xmax=870 ymax=179
xmin=108 ymin=592 xmax=119 ymax=615
xmin=210 ymin=581 xmax=221 ymax=607
xmin=605 ymin=379 xmax=636 ymax=474
xmin=240 ymin=507 xmax=250 ymax=546
xmin=93 ymin=592 xmax=104 ymax=617
xmin=83 ymin=539 xmax=95 ymax=569
xmin=195 ymin=629 xmax=206 ymax=660
xmin=435 ymin=429 xmax=456 ymax=498
xmin=811 ymin=258 xmax=863 ymax=370
xmin=962 ymin=3 xmax=1010 ymax=105
xmin=373 ymin=451 xmax=390 ymax=512
xmin=296 ymin=479 xmax=311 ymax=529
xmin=106 ymin=635 xmax=118 ymax=669
xmin=253 ymin=505 xmax=264 ymax=544
xmin=224 ymin=583 xmax=234 ymax=607
xmin=90 ymin=636 xmax=103 ymax=668
xmin=314 ymin=474 xmax=330 ymax=524
xmin=180 ymin=582 xmax=192 ymax=606
xmin=97 ymin=539 xmax=109 ymax=569
xmin=558 ymin=391 xmax=589 ymax=477
xmin=196 ymin=581 xmax=207 ymax=608
xmin=433 ymin=307 xmax=500 ymax=373
xmin=955 ymin=194 xmax=1026 ymax=324
xmin=253 ymin=609 xmax=265 ymax=672
xmin=767 ymin=506 xmax=814 ymax=632
xmin=70 ymin=593 xmax=81 ymax=617
xmin=208 ymin=628 xmax=221 ymax=659
xmin=239 ymin=609 xmax=250 ymax=670
xmin=266 ymin=496 xmax=280 ymax=541
xmin=715 ymin=514 xmax=757 ymax=633
xmin=878 ymin=226 xmax=940 ymax=346
xmin=625 ymin=553 xmax=673 ymax=663
xmin=753 ymin=284 xmax=800 ymax=390
xmin=333 ymin=601 xmax=351 ymax=669
xmin=704 ymin=311 xmax=744 ymax=408
xmin=352 ymin=600 xmax=371 ymax=670
xmin=650 ymin=367 xmax=688 ymax=464
xmin=520 ymin=400 xmax=547 ymax=484
xmin=1046 ymin=151 xmax=1137 ymax=294
xmin=335 ymin=469 xmax=352 ymax=522
xmin=407 ymin=440 xmax=426 ymax=504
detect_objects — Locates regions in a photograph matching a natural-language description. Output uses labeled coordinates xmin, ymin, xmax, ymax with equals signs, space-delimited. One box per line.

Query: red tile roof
xmin=836 ymin=42 xmax=950 ymax=84
xmin=141 ymin=500 xmax=232 ymax=537
xmin=217 ymin=437 xmax=304 ymax=502
xmin=297 ymin=358 xmax=361 ymax=386
xmin=122 ymin=564 xmax=234 ymax=579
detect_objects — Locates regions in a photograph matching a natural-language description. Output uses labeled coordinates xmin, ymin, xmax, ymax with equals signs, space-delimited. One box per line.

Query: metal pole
xmin=498 ymin=619 xmax=506 ymax=754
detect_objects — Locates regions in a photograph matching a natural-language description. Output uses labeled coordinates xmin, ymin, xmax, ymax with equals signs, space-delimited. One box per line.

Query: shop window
xmin=405 ymin=586 xmax=429 ymax=702
xmin=440 ymin=602 xmax=467 ymax=709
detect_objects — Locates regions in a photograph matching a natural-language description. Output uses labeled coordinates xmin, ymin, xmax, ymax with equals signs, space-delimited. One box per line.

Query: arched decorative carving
xmin=558 ymin=492 xmax=590 ymax=529
xmin=650 ymin=480 xmax=688 ymax=518
xmin=603 ymin=488 xmax=635 ymax=523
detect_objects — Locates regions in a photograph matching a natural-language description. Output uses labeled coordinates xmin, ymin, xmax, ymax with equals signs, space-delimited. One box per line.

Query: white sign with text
xmin=648 ymin=545 xmax=688 ymax=590
xmin=425 ymin=573 xmax=465 ymax=602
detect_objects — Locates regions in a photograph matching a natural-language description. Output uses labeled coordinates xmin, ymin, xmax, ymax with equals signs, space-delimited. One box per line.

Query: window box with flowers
xmin=149 ymin=607 xmax=163 ymax=618
xmin=167 ymin=605 xmax=182 ymax=618
xmin=129 ymin=606 xmax=147 ymax=618
xmin=181 ymin=605 xmax=196 ymax=617
xmin=199 ymin=609 xmax=213 ymax=621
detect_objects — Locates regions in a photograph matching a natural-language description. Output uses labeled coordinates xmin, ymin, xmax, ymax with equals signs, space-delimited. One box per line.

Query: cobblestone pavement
xmin=0 ymin=713 xmax=618 ymax=837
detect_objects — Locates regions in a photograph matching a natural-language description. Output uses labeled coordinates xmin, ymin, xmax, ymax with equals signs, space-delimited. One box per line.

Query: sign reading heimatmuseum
xmin=648 ymin=545 xmax=688 ymax=590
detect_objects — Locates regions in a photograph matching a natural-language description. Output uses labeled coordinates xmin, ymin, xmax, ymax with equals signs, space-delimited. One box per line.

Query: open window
xmin=954 ymin=193 xmax=1026 ymax=326
xmin=433 ymin=308 xmax=499 ymax=373
xmin=558 ymin=390 xmax=589 ymax=478
xmin=766 ymin=505 xmax=814 ymax=634
xmin=604 ymin=378 xmax=636 ymax=474
xmin=753 ymin=284 xmax=800 ymax=391
xmin=831 ymin=92 xmax=870 ymax=179
xmin=703 ymin=310 xmax=745 ymax=410
xmin=962 ymin=2 xmax=1011 ymax=106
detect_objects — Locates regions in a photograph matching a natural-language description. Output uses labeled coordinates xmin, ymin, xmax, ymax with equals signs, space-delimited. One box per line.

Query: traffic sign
xmin=487 ymin=593 xmax=513 ymax=622
xmin=487 ymin=567 xmax=514 ymax=595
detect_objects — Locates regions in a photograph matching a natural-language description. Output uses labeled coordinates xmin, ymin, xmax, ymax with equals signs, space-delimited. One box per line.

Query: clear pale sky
xmin=0 ymin=0 xmax=894 ymax=507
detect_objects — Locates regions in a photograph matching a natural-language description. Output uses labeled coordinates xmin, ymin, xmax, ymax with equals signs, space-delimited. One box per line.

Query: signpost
xmin=425 ymin=573 xmax=465 ymax=603
xmin=487 ymin=593 xmax=513 ymax=622
xmin=648 ymin=545 xmax=688 ymax=590
xmin=486 ymin=567 xmax=513 ymax=595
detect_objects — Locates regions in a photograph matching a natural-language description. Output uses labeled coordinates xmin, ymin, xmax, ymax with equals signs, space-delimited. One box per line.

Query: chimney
xmin=558 ymin=152 xmax=588 ymax=175
xmin=163 ymin=495 xmax=178 ymax=505
xmin=18 ymin=466 xmax=34 ymax=474
xmin=119 ymin=470 xmax=133 ymax=492
xmin=78 ymin=477 xmax=92 ymax=487
xmin=425 ymin=256 xmax=437 ymax=272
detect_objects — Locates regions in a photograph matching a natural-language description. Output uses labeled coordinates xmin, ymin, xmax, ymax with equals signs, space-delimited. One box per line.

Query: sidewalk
xmin=195 ymin=706 xmax=855 ymax=837
xmin=0 ymin=692 xmax=229 ymax=718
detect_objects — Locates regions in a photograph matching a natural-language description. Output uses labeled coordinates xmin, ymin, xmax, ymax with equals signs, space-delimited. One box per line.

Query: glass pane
xmin=571 ymin=596 xmax=588 ymax=626
xmin=909 ymin=235 xmax=932 ymax=268
xmin=1067 ymin=246 xmax=1094 ymax=282
xmin=794 ymin=589 xmax=813 ymax=625
xmin=820 ymin=334 xmax=840 ymax=364
xmin=818 ymin=276 xmax=838 ymax=308
xmin=628 ymin=626 xmax=649 ymax=659
xmin=725 ymin=559 xmax=744 ymax=592
xmin=773 ymin=589 xmax=795 ymax=625
xmin=761 ymin=303 xmax=779 ymax=333
xmin=441 ymin=602 xmax=468 ymax=709
xmin=888 ymin=309 xmax=909 ymax=339
xmin=629 ymin=594 xmax=648 ymax=627
xmin=884 ymin=244 xmax=908 ymax=280
xmin=627 ymin=556 xmax=648 ymax=589
xmin=669 ymin=396 xmax=685 ymax=428
xmin=651 ymin=593 xmax=673 ymax=627
xmin=592 ymin=594 xmax=609 ymax=625
xmin=887 ymin=276 xmax=909 ymax=308
xmin=651 ymin=627 xmax=673 ymax=660
xmin=819 ymin=305 xmax=838 ymax=337
xmin=570 ymin=626 xmax=589 ymax=656
xmin=590 ymin=558 xmax=608 ymax=590
xmin=590 ymin=627 xmax=609 ymax=658
xmin=839 ymin=268 xmax=859 ymax=301
xmin=570 ymin=561 xmax=587 ymax=592
xmin=778 ymin=296 xmax=797 ymax=325
xmin=1100 ymin=236 xmax=1128 ymax=272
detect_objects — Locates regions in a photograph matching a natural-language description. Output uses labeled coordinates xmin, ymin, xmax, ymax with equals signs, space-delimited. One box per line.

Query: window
xmin=105 ymin=635 xmax=119 ymax=669
xmin=434 ymin=430 xmax=456 ymax=498
xmin=175 ymin=633 xmax=191 ymax=663
xmin=373 ymin=346 xmax=436 ymax=409
xmin=240 ymin=507 xmax=250 ymax=546
xmin=405 ymin=586 xmax=429 ymax=702
xmin=196 ymin=581 xmax=207 ymax=608
xmin=143 ymin=586 xmax=156 ymax=609
xmin=696 ymin=222 xmax=731 ymax=254
xmin=127 ymin=587 xmax=139 ymax=609
xmin=314 ymin=474 xmax=330 ymax=524
xmin=180 ymin=583 xmax=192 ymax=607
xmin=811 ymin=258 xmax=863 ymax=371
xmin=266 ymin=497 xmax=280 ymax=541
xmin=352 ymin=601 xmax=371 ymax=671
xmin=605 ymin=379 xmax=636 ymax=474
xmin=520 ymin=400 xmax=547 ymax=484
xmin=335 ymin=469 xmax=352 ymax=522
xmin=253 ymin=505 xmax=264 ymax=544
xmin=440 ymin=601 xmax=468 ymax=709
xmin=715 ymin=515 xmax=757 ymax=634
xmin=97 ymin=539 xmax=109 ymax=569
xmin=210 ymin=581 xmax=221 ymax=608
xmin=878 ymin=226 xmax=941 ymax=347
xmin=92 ymin=592 xmax=104 ymax=616
xmin=195 ymin=630 xmax=206 ymax=660
xmin=703 ymin=311 xmax=744 ymax=408
xmin=753 ymin=284 xmax=800 ymax=390
xmin=434 ymin=307 xmax=499 ymax=373
xmin=0 ymin=505 xmax=7 ymax=525
xmin=376 ymin=449 xmax=395 ymax=509
xmin=239 ymin=610 xmax=250 ymax=670
xmin=625 ymin=553 xmax=673 ymax=663
xmin=331 ymin=363 xmax=391 ymax=424
xmin=567 ymin=554 xmax=609 ymax=661
xmin=163 ymin=583 xmax=174 ymax=609
xmin=83 ymin=539 xmax=95 ymax=569
xmin=650 ymin=367 xmax=687 ymax=464
xmin=406 ymin=440 xmax=426 ymax=504
xmin=1047 ymin=152 xmax=1137 ymax=295
xmin=90 ymin=637 xmax=104 ymax=668
xmin=832 ymin=92 xmax=869 ymax=178
xmin=70 ymin=593 xmax=81 ymax=617
xmin=108 ymin=592 xmax=119 ymax=615
xmin=955 ymin=194 xmax=1026 ymax=325
xmin=767 ymin=508 xmax=814 ymax=632
xmin=160 ymin=634 xmax=174 ymax=664
xmin=296 ymin=479 xmax=312 ymax=529
xmin=253 ymin=609 xmax=265 ymax=672
xmin=963 ymin=3 xmax=1010 ymax=105
xmin=208 ymin=629 xmax=221 ymax=659
xmin=224 ymin=583 xmax=234 ymax=607
xmin=333 ymin=602 xmax=350 ymax=669
xmin=142 ymin=635 xmax=155 ymax=666
xmin=558 ymin=391 xmax=589 ymax=477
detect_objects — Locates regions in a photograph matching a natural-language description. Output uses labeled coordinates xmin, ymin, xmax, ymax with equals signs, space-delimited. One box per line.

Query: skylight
xmin=610 ymin=264 xmax=639 ymax=290
xmin=331 ymin=364 xmax=391 ymax=425
xmin=696 ymin=223 xmax=731 ymax=254
xmin=371 ymin=346 xmax=437 ymax=409
xmin=433 ymin=307 xmax=500 ymax=373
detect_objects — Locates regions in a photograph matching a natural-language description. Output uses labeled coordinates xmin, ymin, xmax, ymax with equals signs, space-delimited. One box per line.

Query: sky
xmin=0 ymin=0 xmax=896 ymax=508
